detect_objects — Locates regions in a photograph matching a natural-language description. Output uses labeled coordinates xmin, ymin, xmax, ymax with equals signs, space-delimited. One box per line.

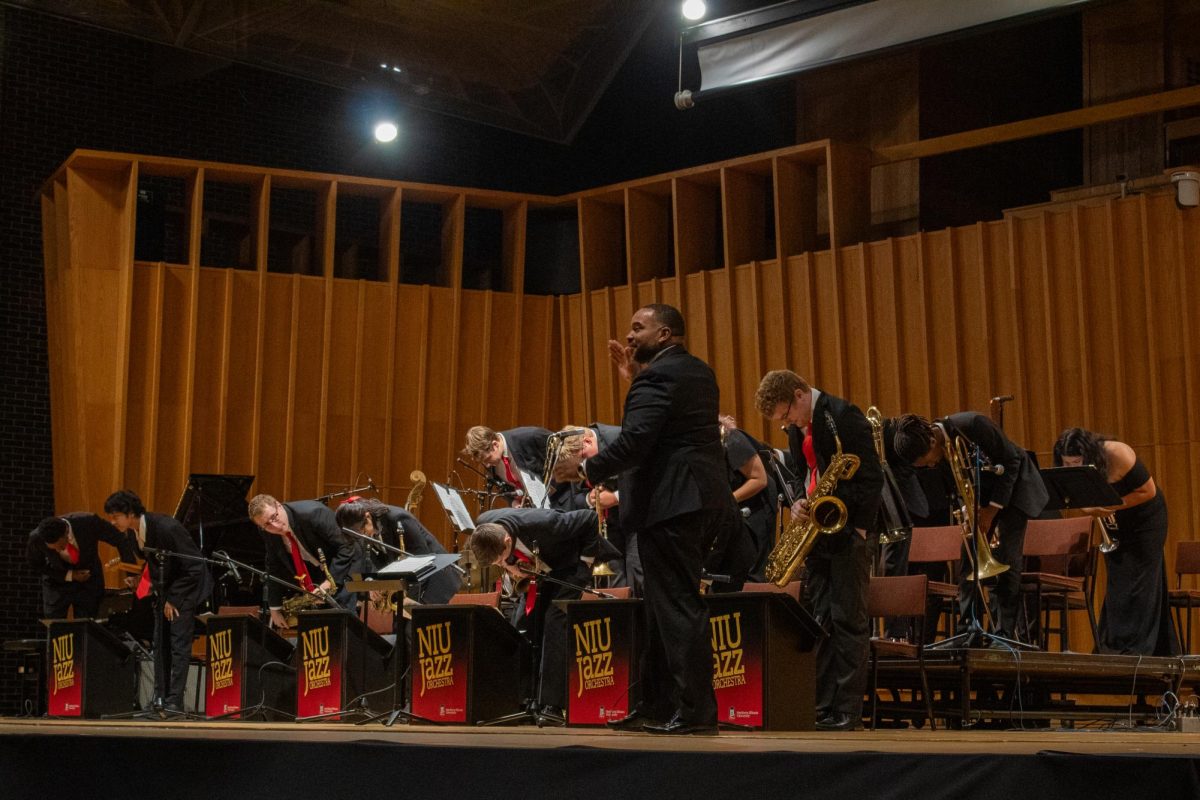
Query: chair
xmin=1019 ymin=516 xmax=1095 ymax=651
xmin=906 ymin=526 xmax=963 ymax=641
xmin=1168 ymin=541 xmax=1200 ymax=654
xmin=581 ymin=586 xmax=631 ymax=600
xmin=741 ymin=581 xmax=803 ymax=603
xmin=448 ymin=590 xmax=502 ymax=608
xmin=866 ymin=574 xmax=935 ymax=730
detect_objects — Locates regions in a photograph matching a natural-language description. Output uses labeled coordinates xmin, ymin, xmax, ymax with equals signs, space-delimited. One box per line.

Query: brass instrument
xmin=764 ymin=415 xmax=860 ymax=588
xmin=282 ymin=547 xmax=337 ymax=627
xmin=370 ymin=469 xmax=430 ymax=615
xmin=867 ymin=405 xmax=911 ymax=546
xmin=1097 ymin=513 xmax=1120 ymax=554
xmin=591 ymin=487 xmax=616 ymax=587
xmin=945 ymin=434 xmax=1009 ymax=583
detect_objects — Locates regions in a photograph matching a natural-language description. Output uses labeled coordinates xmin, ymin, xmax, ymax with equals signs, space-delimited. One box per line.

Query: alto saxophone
xmin=282 ymin=547 xmax=338 ymax=627
xmin=764 ymin=414 xmax=860 ymax=588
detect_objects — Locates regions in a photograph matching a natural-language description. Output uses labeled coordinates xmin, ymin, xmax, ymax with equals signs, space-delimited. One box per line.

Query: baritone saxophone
xmin=764 ymin=419 xmax=860 ymax=588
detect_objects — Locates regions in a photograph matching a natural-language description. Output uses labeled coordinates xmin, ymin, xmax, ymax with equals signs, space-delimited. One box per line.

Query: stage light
xmin=682 ymin=0 xmax=706 ymax=21
xmin=374 ymin=121 xmax=399 ymax=143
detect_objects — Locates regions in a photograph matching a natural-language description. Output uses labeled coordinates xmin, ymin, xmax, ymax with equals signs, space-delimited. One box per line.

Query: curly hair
xmin=892 ymin=414 xmax=938 ymax=465
xmin=753 ymin=370 xmax=810 ymax=417
xmin=463 ymin=425 xmax=499 ymax=461
xmin=1053 ymin=427 xmax=1111 ymax=475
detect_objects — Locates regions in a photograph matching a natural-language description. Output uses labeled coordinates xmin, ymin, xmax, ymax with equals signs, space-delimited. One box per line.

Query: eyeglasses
xmin=261 ymin=505 xmax=284 ymax=529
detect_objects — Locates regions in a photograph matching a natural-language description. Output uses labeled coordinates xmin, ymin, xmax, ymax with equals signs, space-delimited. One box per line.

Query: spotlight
xmin=374 ymin=121 xmax=399 ymax=143
xmin=1171 ymin=170 xmax=1199 ymax=208
xmin=682 ymin=0 xmax=706 ymax=21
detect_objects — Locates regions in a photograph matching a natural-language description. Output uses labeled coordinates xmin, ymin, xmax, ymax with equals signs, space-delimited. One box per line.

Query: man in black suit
xmin=469 ymin=507 xmax=617 ymax=721
xmin=335 ymin=498 xmax=462 ymax=606
xmin=27 ymin=514 xmax=137 ymax=619
xmin=754 ymin=370 xmax=883 ymax=731
xmin=554 ymin=304 xmax=726 ymax=736
xmin=463 ymin=425 xmax=552 ymax=507
xmin=894 ymin=412 xmax=1049 ymax=643
xmin=248 ymin=494 xmax=357 ymax=628
xmin=105 ymin=490 xmax=211 ymax=713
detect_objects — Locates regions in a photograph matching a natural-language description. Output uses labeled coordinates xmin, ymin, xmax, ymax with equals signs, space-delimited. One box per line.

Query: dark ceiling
xmin=8 ymin=0 xmax=664 ymax=142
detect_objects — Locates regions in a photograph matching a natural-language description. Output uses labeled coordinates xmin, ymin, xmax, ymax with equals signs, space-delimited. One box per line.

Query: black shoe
xmin=606 ymin=706 xmax=654 ymax=731
xmin=643 ymin=711 xmax=718 ymax=736
xmin=815 ymin=711 xmax=860 ymax=732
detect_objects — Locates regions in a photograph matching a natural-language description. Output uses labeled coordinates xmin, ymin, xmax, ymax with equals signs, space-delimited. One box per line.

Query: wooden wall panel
xmin=151 ymin=266 xmax=193 ymax=505
xmin=189 ymin=268 xmax=230 ymax=475
xmin=320 ymin=279 xmax=361 ymax=493
xmin=354 ymin=284 xmax=397 ymax=496
xmin=255 ymin=274 xmax=295 ymax=498
xmin=389 ymin=285 xmax=430 ymax=499
xmin=863 ymin=241 xmax=904 ymax=415
xmin=837 ymin=246 xmax=872 ymax=404
xmin=223 ymin=271 xmax=262 ymax=477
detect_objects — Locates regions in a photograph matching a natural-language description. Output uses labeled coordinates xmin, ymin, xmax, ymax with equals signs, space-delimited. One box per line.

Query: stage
xmin=2 ymin=717 xmax=1199 ymax=799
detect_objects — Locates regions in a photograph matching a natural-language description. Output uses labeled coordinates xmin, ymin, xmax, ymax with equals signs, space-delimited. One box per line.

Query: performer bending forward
xmin=1054 ymin=428 xmax=1178 ymax=656
xmin=754 ymin=370 xmax=882 ymax=732
xmin=555 ymin=304 xmax=726 ymax=736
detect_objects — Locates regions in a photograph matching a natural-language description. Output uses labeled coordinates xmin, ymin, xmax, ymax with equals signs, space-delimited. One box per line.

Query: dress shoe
xmin=606 ymin=706 xmax=655 ymax=731
xmin=815 ymin=711 xmax=860 ymax=732
xmin=643 ymin=711 xmax=718 ymax=736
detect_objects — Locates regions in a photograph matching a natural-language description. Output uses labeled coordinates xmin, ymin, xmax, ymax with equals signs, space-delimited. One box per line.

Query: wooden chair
xmin=906 ymin=526 xmax=963 ymax=641
xmin=581 ymin=586 xmax=632 ymax=600
xmin=867 ymin=574 xmax=935 ymax=730
xmin=1019 ymin=516 xmax=1095 ymax=651
xmin=449 ymin=590 xmax=502 ymax=608
xmin=1168 ymin=541 xmax=1200 ymax=654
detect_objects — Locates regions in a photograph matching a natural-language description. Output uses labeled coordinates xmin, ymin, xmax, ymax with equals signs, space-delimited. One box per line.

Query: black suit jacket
xmin=379 ymin=505 xmax=461 ymax=605
xmin=786 ymin=391 xmax=884 ymax=534
xmin=584 ymin=346 xmax=727 ymax=531
xmin=143 ymin=512 xmax=211 ymax=609
xmin=476 ymin=508 xmax=618 ymax=576
xmin=263 ymin=500 xmax=356 ymax=607
xmin=26 ymin=512 xmax=135 ymax=593
xmin=940 ymin=412 xmax=1048 ymax=518
xmin=493 ymin=427 xmax=552 ymax=485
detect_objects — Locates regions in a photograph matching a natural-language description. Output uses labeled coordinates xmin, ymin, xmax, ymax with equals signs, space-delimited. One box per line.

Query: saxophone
xmin=764 ymin=415 xmax=860 ymax=588
xmin=945 ymin=434 xmax=1008 ymax=582
xmin=282 ymin=547 xmax=338 ymax=627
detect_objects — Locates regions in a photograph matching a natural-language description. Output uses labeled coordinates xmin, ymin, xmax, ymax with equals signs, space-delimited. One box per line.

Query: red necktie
xmin=285 ymin=531 xmax=316 ymax=592
xmin=512 ymin=550 xmax=538 ymax=615
xmin=64 ymin=541 xmax=79 ymax=565
xmin=501 ymin=455 xmax=520 ymax=487
xmin=802 ymin=425 xmax=819 ymax=496
xmin=135 ymin=565 xmax=152 ymax=599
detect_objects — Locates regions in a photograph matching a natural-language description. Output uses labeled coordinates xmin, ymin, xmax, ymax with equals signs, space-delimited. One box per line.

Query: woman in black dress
xmin=1053 ymin=428 xmax=1178 ymax=656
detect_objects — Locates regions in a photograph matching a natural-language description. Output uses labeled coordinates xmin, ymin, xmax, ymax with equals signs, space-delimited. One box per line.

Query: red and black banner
xmin=411 ymin=616 xmax=469 ymax=722
xmin=47 ymin=628 xmax=82 ymax=717
xmin=296 ymin=620 xmax=344 ymax=719
xmin=567 ymin=607 xmax=634 ymax=725
xmin=709 ymin=607 xmax=764 ymax=727
xmin=206 ymin=621 xmax=244 ymax=718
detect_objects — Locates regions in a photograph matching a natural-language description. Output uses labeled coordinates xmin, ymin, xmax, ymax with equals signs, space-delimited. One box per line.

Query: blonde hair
xmin=556 ymin=425 xmax=593 ymax=460
xmin=247 ymin=493 xmax=278 ymax=521
xmin=463 ymin=425 xmax=499 ymax=461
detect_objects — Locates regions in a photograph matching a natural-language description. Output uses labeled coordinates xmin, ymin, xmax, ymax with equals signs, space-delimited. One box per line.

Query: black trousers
xmin=156 ymin=600 xmax=197 ymax=709
xmin=637 ymin=509 xmax=718 ymax=725
xmin=805 ymin=531 xmax=874 ymax=717
xmin=957 ymin=505 xmax=1027 ymax=641
xmin=536 ymin=563 xmax=588 ymax=710
xmin=42 ymin=577 xmax=105 ymax=619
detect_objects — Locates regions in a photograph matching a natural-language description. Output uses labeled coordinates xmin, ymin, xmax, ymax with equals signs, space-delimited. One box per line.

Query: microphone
xmin=367 ymin=476 xmax=377 ymax=493
xmin=215 ymin=550 xmax=241 ymax=582
xmin=980 ymin=464 xmax=1006 ymax=476
xmin=548 ymin=428 xmax=588 ymax=439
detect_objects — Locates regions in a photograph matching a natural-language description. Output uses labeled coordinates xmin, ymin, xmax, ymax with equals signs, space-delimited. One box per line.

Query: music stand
xmin=1039 ymin=466 xmax=1122 ymax=512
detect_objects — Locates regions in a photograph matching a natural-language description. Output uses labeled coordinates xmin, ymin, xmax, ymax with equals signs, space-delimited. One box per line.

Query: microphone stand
xmin=315 ymin=478 xmax=377 ymax=505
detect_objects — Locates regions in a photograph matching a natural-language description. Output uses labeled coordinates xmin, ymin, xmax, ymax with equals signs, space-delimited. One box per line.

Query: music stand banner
xmin=709 ymin=605 xmax=764 ymax=727
xmin=411 ymin=615 xmax=470 ymax=722
xmin=47 ymin=627 xmax=83 ymax=716
xmin=297 ymin=617 xmax=344 ymax=718
xmin=206 ymin=620 xmax=244 ymax=717
xmin=566 ymin=600 xmax=637 ymax=725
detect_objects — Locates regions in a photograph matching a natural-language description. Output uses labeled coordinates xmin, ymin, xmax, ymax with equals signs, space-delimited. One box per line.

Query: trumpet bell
xmin=592 ymin=561 xmax=616 ymax=577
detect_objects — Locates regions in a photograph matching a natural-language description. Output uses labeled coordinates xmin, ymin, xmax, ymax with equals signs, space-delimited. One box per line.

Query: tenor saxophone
xmin=764 ymin=421 xmax=860 ymax=588
xmin=282 ymin=547 xmax=338 ymax=627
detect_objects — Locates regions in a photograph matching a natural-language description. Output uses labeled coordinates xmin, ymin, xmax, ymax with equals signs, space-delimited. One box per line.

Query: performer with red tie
xmin=754 ymin=370 xmax=883 ymax=731
xmin=104 ymin=490 xmax=211 ymax=713
xmin=463 ymin=425 xmax=552 ymax=507
xmin=26 ymin=513 xmax=137 ymax=619
xmin=247 ymin=494 xmax=357 ymax=629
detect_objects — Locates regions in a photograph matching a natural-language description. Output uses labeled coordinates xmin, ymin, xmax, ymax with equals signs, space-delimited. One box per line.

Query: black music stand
xmin=1039 ymin=466 xmax=1122 ymax=512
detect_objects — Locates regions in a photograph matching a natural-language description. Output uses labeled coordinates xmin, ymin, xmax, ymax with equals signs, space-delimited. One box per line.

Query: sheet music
xmin=521 ymin=470 xmax=549 ymax=508
xmin=433 ymin=482 xmax=476 ymax=531
xmin=378 ymin=554 xmax=436 ymax=576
